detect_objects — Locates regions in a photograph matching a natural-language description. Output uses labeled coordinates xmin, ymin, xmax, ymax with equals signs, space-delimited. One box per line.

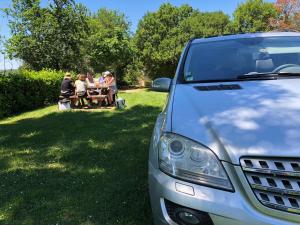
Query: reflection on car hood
xmin=171 ymin=79 xmax=300 ymax=164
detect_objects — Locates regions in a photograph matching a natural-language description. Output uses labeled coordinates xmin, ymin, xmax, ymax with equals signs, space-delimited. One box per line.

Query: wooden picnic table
xmin=67 ymin=86 xmax=110 ymax=108
xmin=88 ymin=83 xmax=109 ymax=89
xmin=59 ymin=84 xmax=112 ymax=108
xmin=68 ymin=94 xmax=108 ymax=108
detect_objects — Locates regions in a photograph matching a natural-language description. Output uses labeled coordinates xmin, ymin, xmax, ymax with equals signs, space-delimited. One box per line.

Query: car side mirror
xmin=151 ymin=78 xmax=172 ymax=92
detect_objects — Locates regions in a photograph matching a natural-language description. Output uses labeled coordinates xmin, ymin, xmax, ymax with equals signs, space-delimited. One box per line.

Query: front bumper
xmin=149 ymin=162 xmax=300 ymax=225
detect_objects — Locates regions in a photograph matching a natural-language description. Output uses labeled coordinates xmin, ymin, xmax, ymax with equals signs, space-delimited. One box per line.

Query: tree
xmin=135 ymin=3 xmax=231 ymax=79
xmin=181 ymin=11 xmax=231 ymax=38
xmin=271 ymin=0 xmax=300 ymax=30
xmin=134 ymin=4 xmax=193 ymax=79
xmin=0 ymin=35 xmax=6 ymax=73
xmin=5 ymin=0 xmax=89 ymax=71
xmin=86 ymin=8 xmax=134 ymax=82
xmin=232 ymin=0 xmax=278 ymax=33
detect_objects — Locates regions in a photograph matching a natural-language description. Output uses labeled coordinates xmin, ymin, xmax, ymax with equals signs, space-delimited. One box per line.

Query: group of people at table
xmin=60 ymin=71 xmax=117 ymax=108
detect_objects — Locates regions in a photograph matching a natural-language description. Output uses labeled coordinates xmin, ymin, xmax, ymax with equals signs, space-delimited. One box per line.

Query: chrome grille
xmin=241 ymin=157 xmax=300 ymax=214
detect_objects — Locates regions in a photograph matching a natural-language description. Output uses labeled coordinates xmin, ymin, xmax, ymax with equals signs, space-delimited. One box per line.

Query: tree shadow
xmin=0 ymin=105 xmax=162 ymax=225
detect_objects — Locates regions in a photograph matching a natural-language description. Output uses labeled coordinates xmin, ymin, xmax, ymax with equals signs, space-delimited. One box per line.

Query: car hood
xmin=171 ymin=79 xmax=300 ymax=165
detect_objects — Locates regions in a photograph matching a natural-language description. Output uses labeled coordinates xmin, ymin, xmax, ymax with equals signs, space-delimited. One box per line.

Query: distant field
xmin=0 ymin=69 xmax=19 ymax=73
xmin=0 ymin=90 xmax=167 ymax=225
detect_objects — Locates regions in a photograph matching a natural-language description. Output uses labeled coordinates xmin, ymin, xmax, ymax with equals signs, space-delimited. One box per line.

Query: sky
xmin=0 ymin=0 xmax=274 ymax=69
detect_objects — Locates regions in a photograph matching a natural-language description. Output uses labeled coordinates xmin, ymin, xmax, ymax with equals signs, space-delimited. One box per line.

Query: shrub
xmin=123 ymin=63 xmax=143 ymax=86
xmin=0 ymin=69 xmax=64 ymax=118
xmin=21 ymin=69 xmax=65 ymax=103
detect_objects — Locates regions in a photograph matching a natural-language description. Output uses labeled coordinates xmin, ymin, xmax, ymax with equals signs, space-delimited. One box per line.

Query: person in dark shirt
xmin=60 ymin=72 xmax=74 ymax=97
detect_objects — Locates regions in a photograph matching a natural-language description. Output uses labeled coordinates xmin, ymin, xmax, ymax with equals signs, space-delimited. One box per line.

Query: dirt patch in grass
xmin=119 ymin=88 xmax=148 ymax=93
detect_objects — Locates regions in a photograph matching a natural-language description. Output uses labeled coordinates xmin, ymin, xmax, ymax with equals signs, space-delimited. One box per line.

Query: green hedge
xmin=0 ymin=69 xmax=64 ymax=118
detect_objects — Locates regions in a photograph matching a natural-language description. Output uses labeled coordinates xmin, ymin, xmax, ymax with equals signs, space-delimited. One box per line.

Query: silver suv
xmin=149 ymin=32 xmax=300 ymax=225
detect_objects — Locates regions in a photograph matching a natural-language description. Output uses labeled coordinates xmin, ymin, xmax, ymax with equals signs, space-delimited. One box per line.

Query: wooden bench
xmin=64 ymin=95 xmax=108 ymax=108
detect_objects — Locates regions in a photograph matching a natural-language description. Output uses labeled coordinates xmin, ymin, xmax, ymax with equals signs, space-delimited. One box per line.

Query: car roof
xmin=192 ymin=32 xmax=300 ymax=44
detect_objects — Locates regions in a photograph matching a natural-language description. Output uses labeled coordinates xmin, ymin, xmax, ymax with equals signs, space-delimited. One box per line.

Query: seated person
xmin=75 ymin=74 xmax=90 ymax=108
xmin=99 ymin=74 xmax=105 ymax=86
xmin=60 ymin=72 xmax=74 ymax=97
xmin=103 ymin=71 xmax=117 ymax=105
xmin=86 ymin=72 xmax=99 ymax=95
xmin=86 ymin=72 xmax=95 ymax=88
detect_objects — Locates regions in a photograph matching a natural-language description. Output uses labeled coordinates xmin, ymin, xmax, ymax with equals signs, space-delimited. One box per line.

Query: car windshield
xmin=183 ymin=36 xmax=300 ymax=82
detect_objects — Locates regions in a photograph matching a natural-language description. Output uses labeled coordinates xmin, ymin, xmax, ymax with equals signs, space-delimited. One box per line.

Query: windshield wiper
xmin=237 ymin=72 xmax=300 ymax=80
xmin=237 ymin=72 xmax=278 ymax=80
xmin=276 ymin=72 xmax=300 ymax=76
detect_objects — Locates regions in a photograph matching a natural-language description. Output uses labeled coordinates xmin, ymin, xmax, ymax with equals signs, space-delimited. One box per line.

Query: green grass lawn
xmin=0 ymin=89 xmax=167 ymax=225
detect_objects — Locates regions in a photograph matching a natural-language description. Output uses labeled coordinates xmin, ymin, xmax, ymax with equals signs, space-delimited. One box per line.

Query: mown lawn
xmin=0 ymin=89 xmax=167 ymax=225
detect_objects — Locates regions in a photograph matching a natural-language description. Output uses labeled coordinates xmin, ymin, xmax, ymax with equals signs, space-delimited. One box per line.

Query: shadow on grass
xmin=0 ymin=105 xmax=161 ymax=225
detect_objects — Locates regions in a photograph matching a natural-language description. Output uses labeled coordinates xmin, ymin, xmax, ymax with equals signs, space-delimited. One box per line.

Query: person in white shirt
xmin=74 ymin=74 xmax=90 ymax=108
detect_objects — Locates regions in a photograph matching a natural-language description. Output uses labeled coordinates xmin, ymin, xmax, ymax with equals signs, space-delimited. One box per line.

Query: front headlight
xmin=158 ymin=133 xmax=233 ymax=191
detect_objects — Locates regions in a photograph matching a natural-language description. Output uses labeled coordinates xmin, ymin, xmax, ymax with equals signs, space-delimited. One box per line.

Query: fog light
xmin=165 ymin=199 xmax=214 ymax=225
xmin=177 ymin=211 xmax=200 ymax=224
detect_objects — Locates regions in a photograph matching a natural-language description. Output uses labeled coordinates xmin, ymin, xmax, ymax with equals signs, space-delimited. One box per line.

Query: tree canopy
xmin=233 ymin=0 xmax=278 ymax=33
xmin=272 ymin=0 xmax=300 ymax=30
xmin=5 ymin=0 xmax=89 ymax=71
xmin=86 ymin=8 xmax=134 ymax=79
xmin=5 ymin=0 xmax=134 ymax=82
xmin=134 ymin=3 xmax=231 ymax=79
